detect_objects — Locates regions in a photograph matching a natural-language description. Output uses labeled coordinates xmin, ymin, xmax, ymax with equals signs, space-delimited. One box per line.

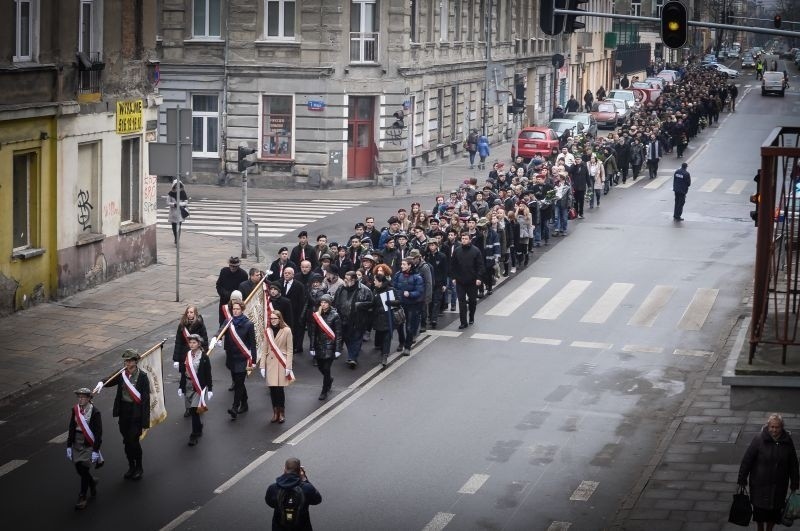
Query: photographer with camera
xmin=266 ymin=457 xmax=322 ymax=530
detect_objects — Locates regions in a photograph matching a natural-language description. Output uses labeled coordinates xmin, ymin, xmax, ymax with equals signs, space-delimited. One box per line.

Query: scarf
xmin=232 ymin=314 xmax=247 ymax=326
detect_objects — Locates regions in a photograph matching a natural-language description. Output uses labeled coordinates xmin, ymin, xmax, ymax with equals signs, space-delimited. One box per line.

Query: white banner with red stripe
xmin=313 ymin=311 xmax=336 ymax=341
xmin=221 ymin=304 xmax=232 ymax=321
xmin=121 ymin=370 xmax=142 ymax=404
xmin=266 ymin=328 xmax=295 ymax=381
xmin=228 ymin=322 xmax=254 ymax=367
xmin=185 ymin=351 xmax=203 ymax=395
xmin=73 ymin=405 xmax=96 ymax=447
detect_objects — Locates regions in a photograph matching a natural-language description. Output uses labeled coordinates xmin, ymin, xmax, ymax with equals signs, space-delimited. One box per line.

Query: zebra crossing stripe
xmin=677 ymin=288 xmax=719 ymax=331
xmin=628 ymin=285 xmax=675 ymax=327
xmin=621 ymin=344 xmax=664 ymax=354
xmin=521 ymin=337 xmax=562 ymax=345
xmin=486 ymin=277 xmax=550 ymax=316
xmin=533 ymin=280 xmax=591 ymax=320
xmin=725 ymin=180 xmax=749 ymax=195
xmin=699 ymin=178 xmax=723 ymax=192
xmin=615 ymin=179 xmax=636 ymax=189
xmin=643 ymin=174 xmax=672 ymax=189
xmin=580 ymin=282 xmax=634 ymax=324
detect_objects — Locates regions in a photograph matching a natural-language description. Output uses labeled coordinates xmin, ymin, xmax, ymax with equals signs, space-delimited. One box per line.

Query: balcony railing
xmin=76 ymin=52 xmax=104 ymax=97
xmin=350 ymin=32 xmax=378 ymax=64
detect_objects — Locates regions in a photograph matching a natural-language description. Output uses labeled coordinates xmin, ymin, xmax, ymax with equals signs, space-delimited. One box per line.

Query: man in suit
xmin=290 ymin=231 xmax=317 ymax=271
xmin=646 ymin=134 xmax=663 ymax=180
xmin=268 ymin=282 xmax=294 ymax=328
xmin=282 ymin=267 xmax=307 ymax=354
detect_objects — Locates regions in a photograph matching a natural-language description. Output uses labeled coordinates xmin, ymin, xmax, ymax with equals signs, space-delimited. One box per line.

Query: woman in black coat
xmin=215 ymin=300 xmax=255 ymax=420
xmin=67 ymin=388 xmax=102 ymax=510
xmin=738 ymin=413 xmax=800 ymax=530
xmin=178 ymin=334 xmax=212 ymax=446
xmin=371 ymin=273 xmax=400 ymax=368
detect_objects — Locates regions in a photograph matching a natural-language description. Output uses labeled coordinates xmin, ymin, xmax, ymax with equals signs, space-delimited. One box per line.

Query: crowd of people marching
xmin=64 ymin=60 xmax=740 ymax=514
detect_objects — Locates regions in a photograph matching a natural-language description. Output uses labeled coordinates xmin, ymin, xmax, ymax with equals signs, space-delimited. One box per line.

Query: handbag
xmin=728 ymin=486 xmax=752 ymax=527
xmin=180 ymin=206 xmax=190 ymax=219
xmin=784 ymin=491 xmax=800 ymax=525
xmin=391 ymin=307 xmax=405 ymax=327
xmin=568 ymin=207 xmax=577 ymax=220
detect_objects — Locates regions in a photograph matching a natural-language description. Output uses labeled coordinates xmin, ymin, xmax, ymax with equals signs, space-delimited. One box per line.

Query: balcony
xmin=350 ymin=32 xmax=379 ymax=64
xmin=76 ymin=52 xmax=104 ymax=103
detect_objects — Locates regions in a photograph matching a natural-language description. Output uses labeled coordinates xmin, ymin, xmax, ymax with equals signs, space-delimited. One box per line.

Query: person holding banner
xmin=259 ymin=310 xmax=294 ymax=424
xmin=217 ymin=300 xmax=256 ymax=419
xmin=172 ymin=305 xmax=209 ymax=416
xmin=94 ymin=349 xmax=150 ymax=481
xmin=178 ymin=334 xmax=213 ymax=446
xmin=67 ymin=387 xmax=102 ymax=510
xmin=309 ymin=294 xmax=343 ymax=401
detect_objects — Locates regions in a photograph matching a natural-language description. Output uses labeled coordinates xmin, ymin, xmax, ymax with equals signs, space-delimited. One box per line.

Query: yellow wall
xmin=0 ymin=116 xmax=57 ymax=313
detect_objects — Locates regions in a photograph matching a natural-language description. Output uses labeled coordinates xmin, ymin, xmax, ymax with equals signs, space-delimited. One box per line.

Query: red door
xmin=347 ymin=96 xmax=374 ymax=181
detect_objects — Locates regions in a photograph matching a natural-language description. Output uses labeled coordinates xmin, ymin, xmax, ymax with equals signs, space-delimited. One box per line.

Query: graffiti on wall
xmin=143 ymin=175 xmax=157 ymax=214
xmin=77 ymin=189 xmax=93 ymax=231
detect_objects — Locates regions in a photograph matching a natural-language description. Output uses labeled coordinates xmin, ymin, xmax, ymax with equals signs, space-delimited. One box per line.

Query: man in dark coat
xmin=265 ymin=457 xmax=322 ymax=531
xmin=672 ymin=162 xmax=691 ymax=221
xmin=566 ymin=95 xmax=580 ymax=112
xmin=569 ymin=157 xmax=592 ymax=219
xmin=238 ymin=267 xmax=263 ymax=299
xmin=268 ymin=282 xmax=294 ymax=332
xmin=332 ymin=271 xmax=373 ymax=368
xmin=268 ymin=248 xmax=298 ymax=283
xmin=282 ymin=267 xmax=307 ymax=353
xmin=309 ymin=294 xmax=343 ymax=400
xmin=216 ymin=256 xmax=249 ymax=326
xmin=290 ymin=231 xmax=317 ymax=271
xmin=450 ymin=232 xmax=485 ymax=329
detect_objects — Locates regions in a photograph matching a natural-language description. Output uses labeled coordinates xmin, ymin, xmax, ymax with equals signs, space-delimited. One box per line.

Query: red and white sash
xmin=228 ymin=321 xmax=254 ymax=367
xmin=121 ymin=370 xmax=142 ymax=404
xmin=266 ymin=328 xmax=295 ymax=381
xmin=73 ymin=405 xmax=96 ymax=447
xmin=181 ymin=326 xmax=192 ymax=343
xmin=313 ymin=311 xmax=336 ymax=341
xmin=221 ymin=304 xmax=232 ymax=321
xmin=185 ymin=351 xmax=204 ymax=395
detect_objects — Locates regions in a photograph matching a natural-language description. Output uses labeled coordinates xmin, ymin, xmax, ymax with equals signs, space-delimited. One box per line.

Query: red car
xmin=590 ymin=102 xmax=618 ymax=129
xmin=511 ymin=126 xmax=560 ymax=161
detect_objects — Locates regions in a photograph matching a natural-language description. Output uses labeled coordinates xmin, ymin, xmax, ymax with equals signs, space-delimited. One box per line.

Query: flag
xmin=137 ymin=341 xmax=167 ymax=439
xmin=244 ymin=282 xmax=268 ymax=370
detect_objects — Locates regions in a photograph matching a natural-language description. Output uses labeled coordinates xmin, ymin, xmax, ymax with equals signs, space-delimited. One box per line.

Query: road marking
xmin=674 ymin=348 xmax=714 ymax=357
xmin=471 ymin=333 xmax=512 ymax=341
xmin=699 ymin=178 xmax=722 ymax=192
xmin=486 ymin=277 xmax=550 ymax=316
xmin=48 ymin=431 xmax=68 ymax=444
xmin=615 ymin=179 xmax=636 ymax=189
xmin=621 ymin=344 xmax=664 ymax=354
xmin=570 ymin=341 xmax=613 ymax=350
xmin=160 ymin=509 xmax=199 ymax=531
xmin=457 ymin=473 xmax=490 ymax=494
xmin=214 ymin=451 xmax=276 ymax=494
xmin=643 ymin=174 xmax=671 ymax=189
xmin=547 ymin=523 xmax=573 ymax=531
xmin=580 ymin=282 xmax=634 ymax=323
xmin=521 ymin=337 xmax=562 ymax=346
xmin=628 ymin=285 xmax=675 ymax=327
xmin=0 ymin=460 xmax=27 ymax=478
xmin=422 ymin=512 xmax=455 ymax=531
xmin=533 ymin=280 xmax=591 ymax=320
xmin=569 ymin=480 xmax=600 ymax=501
xmin=425 ymin=330 xmax=463 ymax=337
xmin=725 ymin=180 xmax=749 ymax=194
xmin=677 ymin=288 xmax=719 ymax=330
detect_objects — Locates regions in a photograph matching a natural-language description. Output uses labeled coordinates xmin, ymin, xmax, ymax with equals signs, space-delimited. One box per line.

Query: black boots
xmin=124 ymin=460 xmax=136 ymax=480
xmin=131 ymin=459 xmax=143 ymax=480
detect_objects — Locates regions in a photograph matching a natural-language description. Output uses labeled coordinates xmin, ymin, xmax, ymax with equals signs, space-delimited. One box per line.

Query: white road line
xmin=0 ymin=460 xmax=27 ymax=478
xmin=615 ymin=178 xmax=637 ymax=189
xmin=677 ymin=288 xmax=719 ymax=331
xmin=580 ymin=282 xmax=634 ymax=324
xmin=213 ymin=451 xmax=276 ymax=494
xmin=569 ymin=480 xmax=600 ymax=501
xmin=725 ymin=180 xmax=749 ymax=194
xmin=310 ymin=199 xmax=367 ymax=204
xmin=643 ymin=174 xmax=671 ymax=189
xmin=457 ymin=473 xmax=490 ymax=494
xmin=162 ymin=218 xmax=309 ymax=227
xmin=179 ymin=230 xmax=288 ymax=237
xmin=48 ymin=431 xmax=68 ymax=444
xmin=471 ymin=333 xmax=512 ymax=341
xmin=533 ymin=280 xmax=591 ymax=320
xmin=425 ymin=330 xmax=463 ymax=337
xmin=621 ymin=344 xmax=664 ymax=354
xmin=570 ymin=341 xmax=613 ymax=350
xmin=485 ymin=277 xmax=550 ymax=316
xmin=547 ymin=523 xmax=573 ymax=531
xmin=160 ymin=509 xmax=199 ymax=531
xmin=628 ymin=285 xmax=675 ymax=327
xmin=673 ymin=348 xmax=714 ymax=357
xmin=698 ymin=178 xmax=723 ymax=192
xmin=521 ymin=337 xmax=562 ymax=346
xmin=422 ymin=512 xmax=455 ymax=531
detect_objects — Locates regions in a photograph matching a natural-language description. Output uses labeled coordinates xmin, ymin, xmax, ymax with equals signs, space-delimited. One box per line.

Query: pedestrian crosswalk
xmin=485 ymin=277 xmax=719 ymax=332
xmin=614 ymin=173 xmax=753 ymax=195
xmin=157 ymin=198 xmax=367 ymax=238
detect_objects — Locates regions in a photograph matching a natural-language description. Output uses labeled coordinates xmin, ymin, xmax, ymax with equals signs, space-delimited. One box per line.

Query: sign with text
xmin=116 ymin=99 xmax=143 ymax=134
xmin=307 ymin=100 xmax=325 ymax=111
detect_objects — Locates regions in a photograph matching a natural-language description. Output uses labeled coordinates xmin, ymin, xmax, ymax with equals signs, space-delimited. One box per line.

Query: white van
xmin=607 ymin=89 xmax=638 ymax=109
xmin=762 ymin=71 xmax=786 ymax=97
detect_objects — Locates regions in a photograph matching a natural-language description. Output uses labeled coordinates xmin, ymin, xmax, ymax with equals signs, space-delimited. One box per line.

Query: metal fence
xmin=244 ymin=215 xmax=260 ymax=262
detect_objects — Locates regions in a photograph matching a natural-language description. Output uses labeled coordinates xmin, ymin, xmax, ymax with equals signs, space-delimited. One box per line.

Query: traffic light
xmin=564 ymin=0 xmax=588 ymax=34
xmin=661 ymin=1 xmax=688 ymax=50
xmin=540 ymin=0 xmax=566 ymax=36
xmin=774 ymin=15 xmax=782 ymax=29
xmin=237 ymin=145 xmax=257 ymax=172
xmin=750 ymin=169 xmax=761 ymax=227
xmin=391 ymin=110 xmax=405 ymax=129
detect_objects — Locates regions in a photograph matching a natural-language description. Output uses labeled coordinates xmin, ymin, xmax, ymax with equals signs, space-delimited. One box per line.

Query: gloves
xmin=207 ymin=391 xmax=213 ymax=401
xmin=261 ymin=368 xmax=266 ymax=378
xmin=91 ymin=451 xmax=99 ymax=464
xmin=285 ymin=368 xmax=292 ymax=377
xmin=173 ymin=361 xmax=179 ymax=370
xmin=92 ymin=381 xmax=103 ymax=395
xmin=309 ymin=350 xmax=316 ymax=357
xmin=66 ymin=448 xmax=73 ymax=461
xmin=177 ymin=388 xmax=183 ymax=397
xmin=335 ymin=351 xmax=342 ymax=359
xmin=208 ymin=337 xmax=218 ymax=351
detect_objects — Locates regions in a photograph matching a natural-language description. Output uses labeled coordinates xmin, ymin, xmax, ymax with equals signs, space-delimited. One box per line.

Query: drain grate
xmin=689 ymin=424 xmax=741 ymax=444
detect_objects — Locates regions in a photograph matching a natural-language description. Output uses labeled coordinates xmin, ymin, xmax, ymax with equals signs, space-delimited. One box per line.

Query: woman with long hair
xmin=172 ymin=305 xmax=209 ymax=416
xmin=259 ymin=310 xmax=294 ymax=423
xmin=167 ymin=179 xmax=188 ymax=245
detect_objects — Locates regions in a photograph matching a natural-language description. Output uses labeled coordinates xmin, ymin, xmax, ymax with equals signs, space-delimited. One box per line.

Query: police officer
xmin=673 ymin=162 xmax=692 ymax=221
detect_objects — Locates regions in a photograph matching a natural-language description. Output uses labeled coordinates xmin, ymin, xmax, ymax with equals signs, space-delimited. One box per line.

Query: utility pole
xmin=483 ymin=0 xmax=493 ymax=138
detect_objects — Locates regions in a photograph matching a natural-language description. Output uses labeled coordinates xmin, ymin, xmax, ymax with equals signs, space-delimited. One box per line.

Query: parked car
xmin=548 ymin=118 xmax=583 ymax=139
xmin=656 ymin=70 xmax=679 ymax=85
xmin=728 ymin=49 xmax=740 ymax=59
xmin=511 ymin=126 xmax=560 ymax=161
xmin=607 ymin=89 xmax=638 ymax=109
xmin=590 ymin=102 xmax=618 ymax=130
xmin=643 ymin=77 xmax=666 ymax=90
xmin=704 ymin=62 xmax=740 ymax=78
xmin=606 ymin=98 xmax=631 ymax=125
xmin=762 ymin=71 xmax=786 ymax=97
xmin=563 ymin=112 xmax=598 ymax=138
xmin=741 ymin=54 xmax=755 ymax=69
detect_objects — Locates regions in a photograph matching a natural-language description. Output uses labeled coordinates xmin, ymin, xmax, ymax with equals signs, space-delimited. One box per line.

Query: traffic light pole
xmin=175 ymin=106 xmax=183 ymax=303
xmin=241 ymin=166 xmax=248 ymax=258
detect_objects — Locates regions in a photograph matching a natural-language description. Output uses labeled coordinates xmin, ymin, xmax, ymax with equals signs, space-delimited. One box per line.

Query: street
xmin=0 ymin=68 xmax=797 ymax=531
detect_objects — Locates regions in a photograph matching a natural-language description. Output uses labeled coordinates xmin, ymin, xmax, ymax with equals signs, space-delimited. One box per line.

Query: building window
xmin=265 ymin=0 xmax=295 ymax=39
xmin=436 ymin=88 xmax=444 ymax=143
xmin=14 ymin=0 xmax=35 ymax=61
xmin=450 ymin=86 xmax=457 ymax=141
xmin=410 ymin=0 xmax=419 ymax=43
xmin=426 ymin=0 xmax=434 ymax=43
xmin=467 ymin=0 xmax=474 ymax=41
xmin=120 ymin=137 xmax=141 ymax=224
xmin=439 ymin=0 xmax=448 ymax=42
xmin=12 ymin=152 xmax=39 ymax=250
xmin=538 ymin=75 xmax=546 ymax=111
xmin=77 ymin=142 xmax=101 ymax=234
xmin=193 ymin=0 xmax=221 ymax=38
xmin=261 ymin=95 xmax=293 ymax=160
xmin=655 ymin=0 xmax=664 ymax=17
xmin=79 ymin=1 xmax=93 ymax=53
xmin=192 ymin=94 xmax=219 ymax=157
xmin=630 ymin=0 xmax=641 ymax=17
xmin=350 ymin=0 xmax=378 ymax=63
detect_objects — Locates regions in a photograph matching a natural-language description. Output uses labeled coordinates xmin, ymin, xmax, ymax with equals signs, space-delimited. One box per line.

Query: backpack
xmin=277 ymin=485 xmax=306 ymax=528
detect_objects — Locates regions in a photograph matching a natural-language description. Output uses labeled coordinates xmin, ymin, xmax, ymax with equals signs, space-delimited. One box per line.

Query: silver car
xmin=563 ymin=112 xmax=598 ymax=138
xmin=606 ymin=98 xmax=631 ymax=125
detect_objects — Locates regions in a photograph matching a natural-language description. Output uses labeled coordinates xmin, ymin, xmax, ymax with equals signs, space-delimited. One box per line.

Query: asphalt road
xmin=0 ymin=72 xmax=796 ymax=530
